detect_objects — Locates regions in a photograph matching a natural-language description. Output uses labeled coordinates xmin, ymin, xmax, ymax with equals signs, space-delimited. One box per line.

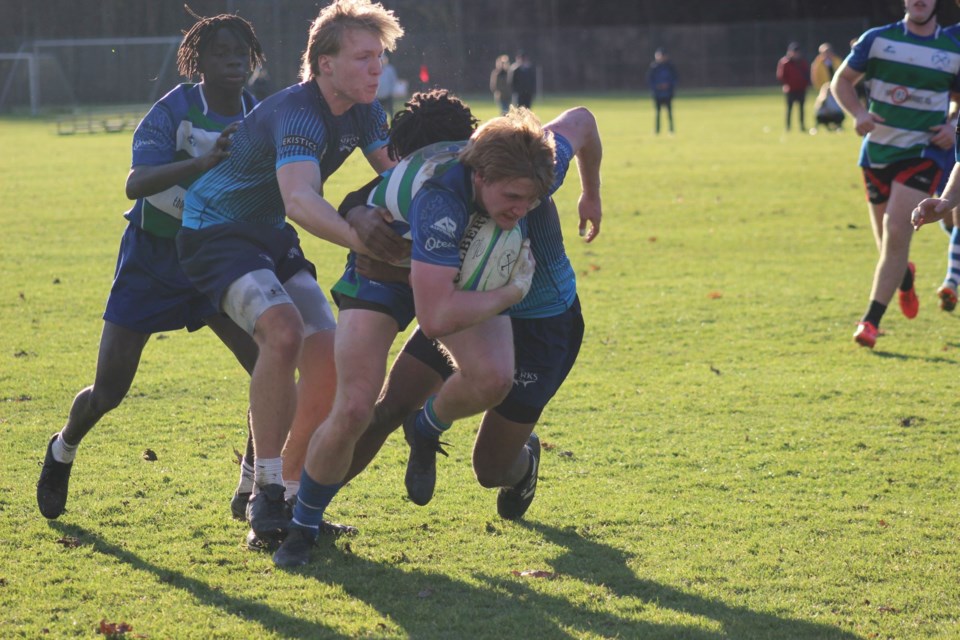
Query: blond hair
xmin=300 ymin=0 xmax=404 ymax=82
xmin=459 ymin=107 xmax=556 ymax=198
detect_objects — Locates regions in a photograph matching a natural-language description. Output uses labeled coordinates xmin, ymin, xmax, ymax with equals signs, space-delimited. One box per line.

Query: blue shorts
xmin=103 ymin=223 xmax=217 ymax=334
xmin=330 ymin=252 xmax=416 ymax=331
xmin=176 ymin=222 xmax=316 ymax=311
xmin=403 ymin=296 xmax=584 ymax=424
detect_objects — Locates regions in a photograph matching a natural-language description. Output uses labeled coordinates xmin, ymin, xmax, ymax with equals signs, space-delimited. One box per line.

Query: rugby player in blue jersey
xmin=273 ymin=104 xmax=601 ymax=567
xmin=37 ymin=11 xmax=266 ymax=520
xmin=176 ymin=0 xmax=405 ymax=544
xmin=832 ymin=0 xmax=960 ymax=347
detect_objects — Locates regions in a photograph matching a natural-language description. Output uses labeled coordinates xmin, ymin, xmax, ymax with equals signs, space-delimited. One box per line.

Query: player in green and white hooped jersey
xmin=832 ymin=0 xmax=960 ymax=347
xmin=36 ymin=12 xmax=267 ymax=520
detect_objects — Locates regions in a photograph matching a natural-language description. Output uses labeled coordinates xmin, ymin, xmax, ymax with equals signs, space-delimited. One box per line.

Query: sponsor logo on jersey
xmin=932 ymin=52 xmax=951 ymax=71
xmin=282 ymin=135 xmax=319 ymax=153
xmin=339 ymin=134 xmax=360 ymax=153
xmin=430 ymin=216 xmax=458 ymax=238
xmin=425 ymin=237 xmax=456 ymax=252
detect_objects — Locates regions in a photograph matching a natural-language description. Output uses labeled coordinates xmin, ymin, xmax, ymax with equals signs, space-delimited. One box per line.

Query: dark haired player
xmin=37 ymin=10 xmax=267 ymax=519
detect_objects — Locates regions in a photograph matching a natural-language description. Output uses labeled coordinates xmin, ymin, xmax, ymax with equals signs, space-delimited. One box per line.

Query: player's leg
xmin=798 ymin=92 xmax=807 ymax=131
xmin=666 ymin=98 xmax=674 ymax=133
xmin=219 ymin=269 xmax=304 ymax=537
xmin=204 ymin=313 xmax=260 ymax=518
xmin=344 ymin=328 xmax=448 ymax=483
xmin=938 ymin=210 xmax=960 ymax=312
xmin=653 ymin=98 xmax=661 ymax=134
xmin=274 ymin=309 xmax=396 ymax=566
xmin=785 ymin=93 xmax=793 ymax=131
xmin=854 ymin=168 xmax=891 ymax=347
xmin=473 ymin=300 xmax=584 ymax=519
xmin=404 ymin=315 xmax=515 ymax=506
xmin=37 ymin=321 xmax=149 ymax=519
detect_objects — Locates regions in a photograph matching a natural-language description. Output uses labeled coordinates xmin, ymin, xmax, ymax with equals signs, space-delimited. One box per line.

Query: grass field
xmin=2 ymin=89 xmax=960 ymax=639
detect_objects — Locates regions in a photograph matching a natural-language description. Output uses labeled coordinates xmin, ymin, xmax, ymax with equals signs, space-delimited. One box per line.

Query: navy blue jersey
xmin=182 ymin=81 xmax=388 ymax=230
xmin=125 ymin=83 xmax=257 ymax=238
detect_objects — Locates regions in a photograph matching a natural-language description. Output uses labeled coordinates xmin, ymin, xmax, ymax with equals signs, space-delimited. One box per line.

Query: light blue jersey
xmin=182 ymin=81 xmax=388 ymax=230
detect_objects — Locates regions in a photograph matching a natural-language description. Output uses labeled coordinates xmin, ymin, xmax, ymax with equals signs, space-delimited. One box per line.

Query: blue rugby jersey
xmin=125 ymin=83 xmax=257 ymax=238
xmin=182 ymin=80 xmax=388 ymax=229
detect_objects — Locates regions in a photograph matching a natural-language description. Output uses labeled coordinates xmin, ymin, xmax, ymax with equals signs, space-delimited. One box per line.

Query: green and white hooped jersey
xmin=366 ymin=140 xmax=467 ymax=239
xmin=847 ymin=22 xmax=960 ymax=167
xmin=126 ymin=83 xmax=256 ymax=238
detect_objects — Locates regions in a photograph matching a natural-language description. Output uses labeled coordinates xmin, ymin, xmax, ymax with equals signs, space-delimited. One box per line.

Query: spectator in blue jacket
xmin=648 ymin=47 xmax=678 ymax=134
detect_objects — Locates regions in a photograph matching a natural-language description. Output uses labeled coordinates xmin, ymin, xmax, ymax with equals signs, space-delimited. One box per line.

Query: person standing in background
xmin=811 ymin=42 xmax=841 ymax=91
xmin=510 ymin=51 xmax=537 ymax=108
xmin=377 ymin=53 xmax=398 ymax=119
xmin=648 ymin=47 xmax=678 ymax=134
xmin=776 ymin=42 xmax=811 ymax=132
xmin=490 ymin=54 xmax=512 ymax=115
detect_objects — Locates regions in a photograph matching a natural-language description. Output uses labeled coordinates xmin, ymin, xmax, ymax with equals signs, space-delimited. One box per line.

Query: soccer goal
xmin=0 ymin=36 xmax=181 ymax=115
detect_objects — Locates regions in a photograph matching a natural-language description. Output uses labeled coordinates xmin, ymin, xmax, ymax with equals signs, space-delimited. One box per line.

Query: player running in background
xmin=36 ymin=10 xmax=265 ymax=520
xmin=176 ymin=0 xmax=404 ymax=546
xmin=831 ymin=0 xmax=960 ymax=348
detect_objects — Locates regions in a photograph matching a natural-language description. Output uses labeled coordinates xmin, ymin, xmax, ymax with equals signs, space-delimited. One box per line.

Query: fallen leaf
xmin=541 ymin=441 xmax=556 ymax=450
xmin=648 ymin=236 xmax=657 ymax=242
xmin=232 ymin=447 xmax=244 ymax=465
xmin=511 ymin=569 xmax=557 ymax=579
xmin=707 ymin=291 xmax=723 ymax=299
xmin=417 ymin=588 xmax=433 ymax=598
xmin=877 ymin=605 xmax=899 ymax=614
xmin=710 ymin=365 xmax=721 ymax=375
xmin=878 ymin=520 xmax=888 ymax=528
xmin=56 ymin=536 xmax=81 ymax=548
xmin=558 ymin=450 xmax=574 ymax=458
xmin=96 ymin=619 xmax=139 ymax=638
xmin=142 ymin=449 xmax=157 ymax=461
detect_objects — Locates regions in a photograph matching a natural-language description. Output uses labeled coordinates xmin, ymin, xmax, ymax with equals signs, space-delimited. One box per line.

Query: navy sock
xmin=414 ymin=396 xmax=451 ymax=441
xmin=863 ymin=300 xmax=887 ymax=328
xmin=291 ymin=470 xmax=342 ymax=540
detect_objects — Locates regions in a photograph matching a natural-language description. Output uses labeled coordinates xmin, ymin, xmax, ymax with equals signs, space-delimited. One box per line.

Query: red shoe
xmin=898 ymin=262 xmax=918 ymax=319
xmin=853 ymin=321 xmax=878 ymax=348
xmin=938 ymin=284 xmax=957 ymax=312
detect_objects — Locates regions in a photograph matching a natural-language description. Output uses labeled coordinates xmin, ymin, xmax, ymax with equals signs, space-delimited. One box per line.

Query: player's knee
xmin=256 ymin=316 xmax=304 ymax=361
xmin=369 ymin=399 xmax=409 ymax=438
xmin=473 ymin=460 xmax=509 ymax=488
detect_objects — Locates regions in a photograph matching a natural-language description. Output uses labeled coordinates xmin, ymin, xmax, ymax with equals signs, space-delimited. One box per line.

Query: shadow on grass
xmin=871 ymin=350 xmax=960 ymax=365
xmin=285 ymin=522 xmax=862 ymax=639
xmin=50 ymin=522 xmax=346 ymax=639
xmin=515 ymin=521 xmax=863 ymax=640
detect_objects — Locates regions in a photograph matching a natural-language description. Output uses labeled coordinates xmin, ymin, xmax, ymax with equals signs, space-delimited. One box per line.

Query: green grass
xmin=2 ymin=90 xmax=960 ymax=639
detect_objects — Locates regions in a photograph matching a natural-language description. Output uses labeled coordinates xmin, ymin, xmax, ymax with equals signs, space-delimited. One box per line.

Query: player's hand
xmin=355 ymin=254 xmax=410 ymax=283
xmin=912 ymin=198 xmax=956 ymax=230
xmin=345 ymin=205 xmax=411 ymax=264
xmin=854 ymin=111 xmax=883 ymax=136
xmin=578 ymin=193 xmax=602 ymax=242
xmin=507 ymin=239 xmax=536 ymax=299
xmin=929 ymin=123 xmax=954 ymax=150
xmin=196 ymin=122 xmax=239 ymax=172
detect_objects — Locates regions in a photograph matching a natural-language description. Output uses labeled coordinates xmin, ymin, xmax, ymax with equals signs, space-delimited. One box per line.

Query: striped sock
xmin=291 ymin=470 xmax=342 ymax=538
xmin=414 ymin=396 xmax=452 ymax=441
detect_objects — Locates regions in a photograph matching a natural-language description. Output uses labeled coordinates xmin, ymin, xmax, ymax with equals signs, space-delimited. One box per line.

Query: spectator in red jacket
xmin=776 ymin=42 xmax=812 ymax=132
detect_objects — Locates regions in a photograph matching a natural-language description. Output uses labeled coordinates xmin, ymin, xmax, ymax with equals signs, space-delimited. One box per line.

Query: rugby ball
xmin=455 ymin=213 xmax=523 ymax=291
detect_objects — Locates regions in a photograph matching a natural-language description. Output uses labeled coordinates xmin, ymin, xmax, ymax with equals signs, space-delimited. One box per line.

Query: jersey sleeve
xmin=361 ymin=102 xmax=390 ymax=155
xmin=273 ymin=108 xmax=328 ymax=172
xmin=547 ymin=133 xmax=574 ymax=197
xmin=844 ymin=28 xmax=879 ymax=73
xmin=338 ymin=177 xmax=382 ymax=217
xmin=131 ymin=102 xmax=177 ymax=168
xmin=409 ymin=187 xmax=469 ymax=268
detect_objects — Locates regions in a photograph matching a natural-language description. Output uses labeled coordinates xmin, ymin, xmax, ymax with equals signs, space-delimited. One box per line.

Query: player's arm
xmin=126 ymin=117 xmax=238 ymax=199
xmin=914 ymin=164 xmax=960 ymax=229
xmin=365 ymin=145 xmax=397 ymax=174
xmin=411 ymin=251 xmax=532 ymax=340
xmin=830 ymin=63 xmax=880 ymax=136
xmin=278 ymin=160 xmax=370 ymax=254
xmin=544 ymin=107 xmax=603 ymax=242
xmin=339 ymin=178 xmax=411 ymax=264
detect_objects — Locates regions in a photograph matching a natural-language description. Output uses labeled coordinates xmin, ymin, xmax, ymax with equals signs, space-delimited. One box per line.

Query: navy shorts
xmin=863 ymin=158 xmax=941 ymax=205
xmin=404 ymin=296 xmax=585 ymax=424
xmin=103 ymin=223 xmax=218 ymax=334
xmin=330 ymin=252 xmax=416 ymax=331
xmin=176 ymin=222 xmax=316 ymax=311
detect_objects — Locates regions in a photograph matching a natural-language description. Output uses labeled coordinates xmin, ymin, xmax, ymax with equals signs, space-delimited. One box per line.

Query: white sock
xmin=237 ymin=460 xmax=255 ymax=494
xmin=283 ymin=479 xmax=300 ymax=502
xmin=254 ymin=457 xmax=283 ymax=488
xmin=52 ymin=433 xmax=78 ymax=464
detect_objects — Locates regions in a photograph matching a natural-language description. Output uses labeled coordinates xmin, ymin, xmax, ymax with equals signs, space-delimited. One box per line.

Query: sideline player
xmin=176 ymin=0 xmax=404 ymax=543
xmin=831 ymin=0 xmax=960 ymax=348
xmin=36 ymin=11 xmax=266 ymax=520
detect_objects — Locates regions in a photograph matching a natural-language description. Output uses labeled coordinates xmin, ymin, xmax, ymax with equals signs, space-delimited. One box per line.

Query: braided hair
xmin=177 ymin=5 xmax=266 ymax=79
xmin=387 ymin=89 xmax=479 ymax=161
